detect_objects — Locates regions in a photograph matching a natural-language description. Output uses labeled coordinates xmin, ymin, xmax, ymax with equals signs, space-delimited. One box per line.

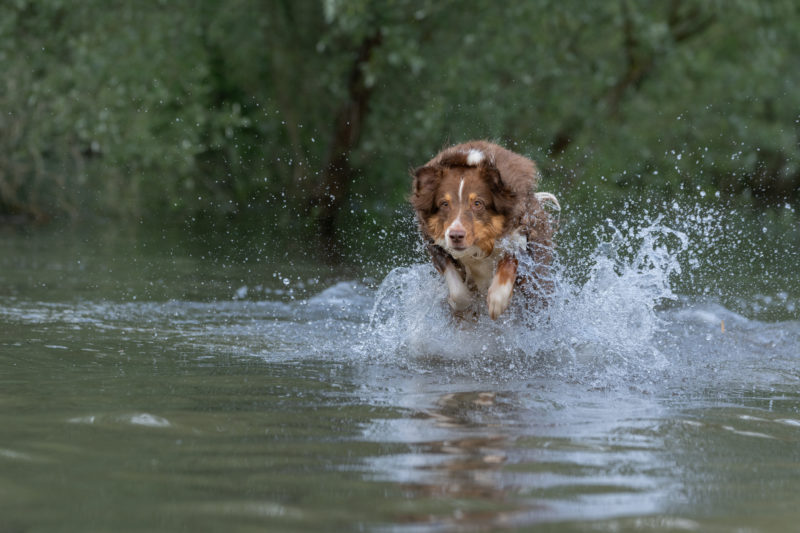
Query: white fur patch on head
xmin=466 ymin=149 xmax=484 ymax=166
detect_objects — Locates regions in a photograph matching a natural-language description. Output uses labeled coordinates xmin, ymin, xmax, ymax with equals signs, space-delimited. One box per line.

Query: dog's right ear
xmin=410 ymin=165 xmax=440 ymax=214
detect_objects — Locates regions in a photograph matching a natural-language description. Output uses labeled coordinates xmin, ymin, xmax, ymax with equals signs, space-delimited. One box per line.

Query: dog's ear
xmin=410 ymin=165 xmax=441 ymax=214
xmin=483 ymin=165 xmax=516 ymax=216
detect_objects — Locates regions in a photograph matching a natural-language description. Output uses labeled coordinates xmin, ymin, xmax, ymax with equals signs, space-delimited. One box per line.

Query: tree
xmin=1 ymin=0 xmax=798 ymax=247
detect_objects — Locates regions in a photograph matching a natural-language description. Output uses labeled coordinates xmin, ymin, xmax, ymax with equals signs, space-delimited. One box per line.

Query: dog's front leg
xmin=487 ymin=255 xmax=518 ymax=319
xmin=444 ymin=264 xmax=471 ymax=311
xmin=428 ymin=244 xmax=471 ymax=311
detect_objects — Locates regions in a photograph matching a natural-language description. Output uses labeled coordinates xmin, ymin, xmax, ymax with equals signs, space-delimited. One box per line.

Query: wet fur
xmin=411 ymin=141 xmax=556 ymax=319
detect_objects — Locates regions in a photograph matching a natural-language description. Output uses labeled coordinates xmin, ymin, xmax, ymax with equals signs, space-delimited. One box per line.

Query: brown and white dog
xmin=410 ymin=140 xmax=559 ymax=319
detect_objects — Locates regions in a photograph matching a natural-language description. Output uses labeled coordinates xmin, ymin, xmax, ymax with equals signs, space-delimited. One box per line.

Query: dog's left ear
xmin=483 ymin=165 xmax=516 ymax=215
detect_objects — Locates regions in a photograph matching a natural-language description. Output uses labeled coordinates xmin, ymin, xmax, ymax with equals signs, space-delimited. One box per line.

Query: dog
xmin=410 ymin=140 xmax=559 ymax=319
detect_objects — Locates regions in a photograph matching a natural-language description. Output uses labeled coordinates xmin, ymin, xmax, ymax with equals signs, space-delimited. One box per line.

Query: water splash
xmin=362 ymin=215 xmax=689 ymax=381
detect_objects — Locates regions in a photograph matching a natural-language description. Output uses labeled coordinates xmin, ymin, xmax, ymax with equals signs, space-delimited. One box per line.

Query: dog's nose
xmin=448 ymin=229 xmax=466 ymax=245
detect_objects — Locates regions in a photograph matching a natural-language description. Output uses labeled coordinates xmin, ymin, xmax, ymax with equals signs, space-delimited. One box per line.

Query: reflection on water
xmin=1 ymin=219 xmax=800 ymax=532
xmin=361 ymin=381 xmax=678 ymax=531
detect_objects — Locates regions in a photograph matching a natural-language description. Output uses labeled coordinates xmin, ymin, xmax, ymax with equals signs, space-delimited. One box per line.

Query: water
xmin=1 ymin=205 xmax=799 ymax=532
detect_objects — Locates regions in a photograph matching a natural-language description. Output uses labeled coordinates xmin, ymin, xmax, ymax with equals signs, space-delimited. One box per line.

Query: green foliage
xmin=1 ymin=0 xmax=799 ymax=235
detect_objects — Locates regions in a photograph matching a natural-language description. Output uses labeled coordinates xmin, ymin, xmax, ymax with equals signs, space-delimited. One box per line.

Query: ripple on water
xmin=67 ymin=413 xmax=172 ymax=429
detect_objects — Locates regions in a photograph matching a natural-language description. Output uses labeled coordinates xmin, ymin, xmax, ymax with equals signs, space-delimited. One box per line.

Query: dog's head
xmin=411 ymin=149 xmax=516 ymax=259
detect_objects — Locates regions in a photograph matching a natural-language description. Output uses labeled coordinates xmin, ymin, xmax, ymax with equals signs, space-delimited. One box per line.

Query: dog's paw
xmin=487 ymin=279 xmax=514 ymax=320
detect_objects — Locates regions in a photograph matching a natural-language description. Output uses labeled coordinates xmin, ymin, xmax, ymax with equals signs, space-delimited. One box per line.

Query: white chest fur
xmin=440 ymin=229 xmax=527 ymax=293
xmin=457 ymin=230 xmax=527 ymax=293
xmin=459 ymin=252 xmax=499 ymax=293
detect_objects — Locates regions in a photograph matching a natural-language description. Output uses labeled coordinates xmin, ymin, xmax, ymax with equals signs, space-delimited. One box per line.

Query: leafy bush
xmin=1 ymin=0 xmax=798 ymax=238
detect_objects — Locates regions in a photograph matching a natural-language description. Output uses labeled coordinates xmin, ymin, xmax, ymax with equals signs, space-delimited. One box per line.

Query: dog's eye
xmin=439 ymin=200 xmax=449 ymax=208
xmin=472 ymin=200 xmax=484 ymax=209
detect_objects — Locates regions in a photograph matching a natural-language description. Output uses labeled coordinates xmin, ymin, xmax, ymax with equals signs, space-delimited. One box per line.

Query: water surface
xmin=1 ymin=212 xmax=799 ymax=532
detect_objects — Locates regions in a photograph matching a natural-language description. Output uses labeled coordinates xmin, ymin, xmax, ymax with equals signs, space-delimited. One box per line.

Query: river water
xmin=2 ymin=204 xmax=799 ymax=532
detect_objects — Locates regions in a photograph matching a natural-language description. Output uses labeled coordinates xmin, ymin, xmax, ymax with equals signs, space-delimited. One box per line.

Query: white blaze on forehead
xmin=446 ymin=214 xmax=464 ymax=234
xmin=447 ymin=178 xmax=467 ymax=249
xmin=466 ymin=149 xmax=484 ymax=166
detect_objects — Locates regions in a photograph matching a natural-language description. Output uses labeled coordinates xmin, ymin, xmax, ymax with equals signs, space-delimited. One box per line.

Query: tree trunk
xmin=315 ymin=30 xmax=382 ymax=261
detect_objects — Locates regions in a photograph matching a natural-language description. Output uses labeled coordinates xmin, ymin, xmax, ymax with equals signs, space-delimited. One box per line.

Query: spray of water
xmin=361 ymin=212 xmax=690 ymax=381
xmin=229 ymin=197 xmax=796 ymax=385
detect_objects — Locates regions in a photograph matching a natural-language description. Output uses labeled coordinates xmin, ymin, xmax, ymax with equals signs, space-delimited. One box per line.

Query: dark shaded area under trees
xmin=2 ymin=0 xmax=799 ymax=258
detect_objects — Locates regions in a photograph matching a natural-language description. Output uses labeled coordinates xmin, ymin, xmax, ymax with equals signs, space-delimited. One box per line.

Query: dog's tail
xmin=535 ymin=192 xmax=561 ymax=232
xmin=535 ymin=192 xmax=560 ymax=212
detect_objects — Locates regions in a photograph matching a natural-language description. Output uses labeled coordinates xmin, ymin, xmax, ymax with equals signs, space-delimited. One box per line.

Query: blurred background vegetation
xmin=1 ymin=0 xmax=799 ymax=259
